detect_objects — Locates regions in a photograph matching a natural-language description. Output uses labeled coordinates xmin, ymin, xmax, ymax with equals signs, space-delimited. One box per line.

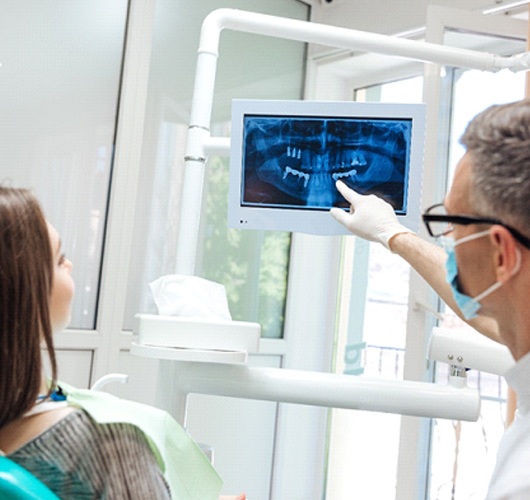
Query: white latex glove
xmin=330 ymin=180 xmax=414 ymax=250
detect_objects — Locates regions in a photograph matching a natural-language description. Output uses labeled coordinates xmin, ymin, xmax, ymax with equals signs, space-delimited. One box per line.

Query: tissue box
xmin=134 ymin=314 xmax=261 ymax=353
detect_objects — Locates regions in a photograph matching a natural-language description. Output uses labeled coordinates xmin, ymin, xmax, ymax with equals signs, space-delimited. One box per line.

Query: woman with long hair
xmin=0 ymin=187 xmax=244 ymax=499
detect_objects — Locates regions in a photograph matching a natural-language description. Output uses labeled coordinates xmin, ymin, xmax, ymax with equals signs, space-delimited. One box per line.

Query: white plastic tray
xmin=134 ymin=314 xmax=261 ymax=352
xmin=130 ymin=342 xmax=248 ymax=364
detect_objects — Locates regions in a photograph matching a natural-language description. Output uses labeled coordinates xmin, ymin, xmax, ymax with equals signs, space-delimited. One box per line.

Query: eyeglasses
xmin=422 ymin=203 xmax=530 ymax=249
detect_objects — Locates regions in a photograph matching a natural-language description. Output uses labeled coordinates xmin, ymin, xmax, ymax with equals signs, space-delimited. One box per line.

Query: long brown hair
xmin=0 ymin=187 xmax=57 ymax=427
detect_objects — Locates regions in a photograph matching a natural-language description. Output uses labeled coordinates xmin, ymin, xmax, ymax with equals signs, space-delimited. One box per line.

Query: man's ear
xmin=489 ymin=225 xmax=520 ymax=282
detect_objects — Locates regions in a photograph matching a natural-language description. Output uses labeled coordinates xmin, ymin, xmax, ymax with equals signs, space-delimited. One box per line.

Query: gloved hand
xmin=330 ymin=180 xmax=414 ymax=250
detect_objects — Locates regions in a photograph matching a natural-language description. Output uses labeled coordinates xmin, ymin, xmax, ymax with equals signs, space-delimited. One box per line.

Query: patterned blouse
xmin=8 ymin=409 xmax=171 ymax=499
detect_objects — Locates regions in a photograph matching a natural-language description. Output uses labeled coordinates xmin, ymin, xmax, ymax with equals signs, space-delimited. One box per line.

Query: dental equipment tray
xmin=133 ymin=314 xmax=261 ymax=353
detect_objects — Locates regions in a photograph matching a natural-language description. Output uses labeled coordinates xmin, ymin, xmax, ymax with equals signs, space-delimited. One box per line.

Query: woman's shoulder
xmin=12 ymin=408 xmax=156 ymax=456
xmin=9 ymin=409 xmax=171 ymax=498
xmin=7 ymin=408 xmax=159 ymax=462
xmin=0 ymin=405 xmax=76 ymax=455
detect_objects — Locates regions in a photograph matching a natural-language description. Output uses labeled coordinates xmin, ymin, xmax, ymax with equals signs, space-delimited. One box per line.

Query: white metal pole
xmin=176 ymin=52 xmax=219 ymax=275
xmin=429 ymin=327 xmax=515 ymax=376
xmin=199 ymin=8 xmax=530 ymax=71
xmin=171 ymin=361 xmax=480 ymax=423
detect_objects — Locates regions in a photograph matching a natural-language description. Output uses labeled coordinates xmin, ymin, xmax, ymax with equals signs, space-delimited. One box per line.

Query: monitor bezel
xmin=228 ymin=99 xmax=426 ymax=235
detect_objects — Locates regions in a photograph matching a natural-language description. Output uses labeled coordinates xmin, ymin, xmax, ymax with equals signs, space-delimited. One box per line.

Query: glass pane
xmin=448 ymin=68 xmax=526 ymax=181
xmin=0 ymin=1 xmax=128 ymax=329
xmin=429 ymin=62 xmax=525 ymax=499
xmin=326 ymin=76 xmax=424 ymax=499
xmin=198 ymin=150 xmax=291 ymax=338
xmin=124 ymin=0 xmax=308 ymax=336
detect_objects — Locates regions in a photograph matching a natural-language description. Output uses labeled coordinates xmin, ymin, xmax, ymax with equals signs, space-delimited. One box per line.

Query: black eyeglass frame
xmin=422 ymin=203 xmax=530 ymax=249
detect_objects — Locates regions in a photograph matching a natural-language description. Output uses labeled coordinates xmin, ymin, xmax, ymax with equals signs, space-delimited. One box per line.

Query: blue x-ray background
xmin=241 ymin=115 xmax=412 ymax=212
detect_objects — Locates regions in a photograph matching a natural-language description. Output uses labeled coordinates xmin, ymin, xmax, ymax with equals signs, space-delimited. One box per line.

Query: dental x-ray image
xmin=241 ymin=115 xmax=412 ymax=212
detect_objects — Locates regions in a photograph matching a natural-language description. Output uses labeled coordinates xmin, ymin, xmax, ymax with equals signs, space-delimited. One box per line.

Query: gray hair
xmin=461 ymin=99 xmax=530 ymax=238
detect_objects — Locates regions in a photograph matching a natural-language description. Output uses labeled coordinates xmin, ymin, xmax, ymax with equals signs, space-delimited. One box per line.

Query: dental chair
xmin=0 ymin=456 xmax=59 ymax=500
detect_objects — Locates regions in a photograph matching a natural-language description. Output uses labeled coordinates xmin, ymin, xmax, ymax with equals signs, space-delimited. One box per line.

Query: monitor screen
xmin=228 ymin=99 xmax=426 ymax=235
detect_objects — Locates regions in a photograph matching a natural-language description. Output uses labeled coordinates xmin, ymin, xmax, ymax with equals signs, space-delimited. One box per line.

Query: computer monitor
xmin=228 ymin=99 xmax=426 ymax=235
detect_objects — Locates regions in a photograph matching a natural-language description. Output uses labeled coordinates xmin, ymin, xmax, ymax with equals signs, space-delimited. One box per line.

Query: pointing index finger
xmin=335 ymin=180 xmax=360 ymax=204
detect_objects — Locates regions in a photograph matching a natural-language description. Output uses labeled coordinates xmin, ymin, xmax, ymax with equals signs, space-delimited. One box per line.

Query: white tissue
xmin=149 ymin=274 xmax=232 ymax=321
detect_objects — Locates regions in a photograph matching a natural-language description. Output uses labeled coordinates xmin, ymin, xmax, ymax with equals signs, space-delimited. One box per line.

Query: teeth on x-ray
xmin=287 ymin=147 xmax=302 ymax=159
xmin=350 ymin=152 xmax=366 ymax=166
xmin=332 ymin=169 xmax=357 ymax=182
xmin=283 ymin=166 xmax=310 ymax=187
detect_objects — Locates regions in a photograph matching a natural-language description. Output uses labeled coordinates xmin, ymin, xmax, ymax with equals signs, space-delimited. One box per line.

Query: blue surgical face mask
xmin=444 ymin=230 xmax=510 ymax=320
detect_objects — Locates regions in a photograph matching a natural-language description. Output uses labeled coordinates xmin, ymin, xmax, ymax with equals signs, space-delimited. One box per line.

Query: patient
xmin=0 ymin=186 xmax=245 ymax=500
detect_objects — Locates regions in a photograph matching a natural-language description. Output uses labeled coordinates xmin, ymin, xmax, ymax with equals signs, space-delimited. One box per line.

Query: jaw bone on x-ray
xmin=241 ymin=115 xmax=411 ymax=212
